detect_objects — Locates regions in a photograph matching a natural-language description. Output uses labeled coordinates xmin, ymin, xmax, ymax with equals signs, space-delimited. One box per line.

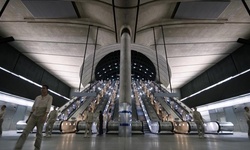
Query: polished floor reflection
xmin=0 ymin=131 xmax=249 ymax=150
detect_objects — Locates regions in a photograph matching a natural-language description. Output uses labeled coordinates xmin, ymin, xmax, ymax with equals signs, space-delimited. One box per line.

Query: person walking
xmin=244 ymin=106 xmax=250 ymax=138
xmin=44 ymin=106 xmax=58 ymax=137
xmin=14 ymin=85 xmax=53 ymax=150
xmin=98 ymin=110 xmax=103 ymax=135
xmin=192 ymin=107 xmax=205 ymax=138
xmin=0 ymin=105 xmax=6 ymax=137
xmin=84 ymin=107 xmax=94 ymax=137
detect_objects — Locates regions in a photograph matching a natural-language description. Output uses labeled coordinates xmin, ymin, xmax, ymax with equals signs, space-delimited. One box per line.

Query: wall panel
xmin=207 ymin=56 xmax=237 ymax=85
xmin=192 ymin=72 xmax=210 ymax=92
xmin=0 ymin=44 xmax=20 ymax=71
xmin=181 ymin=44 xmax=250 ymax=105
xmin=232 ymin=45 xmax=250 ymax=73
xmin=0 ymin=43 xmax=70 ymax=107
xmin=181 ymin=82 xmax=194 ymax=98
xmin=183 ymin=70 xmax=250 ymax=108
xmin=41 ymin=71 xmax=59 ymax=92
xmin=57 ymin=81 xmax=70 ymax=97
xmin=13 ymin=55 xmax=44 ymax=83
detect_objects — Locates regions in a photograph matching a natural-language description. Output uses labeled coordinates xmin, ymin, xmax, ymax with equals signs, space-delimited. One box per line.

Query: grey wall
xmin=181 ymin=44 xmax=250 ymax=108
xmin=0 ymin=43 xmax=70 ymax=107
xmin=0 ymin=101 xmax=31 ymax=131
xmin=208 ymin=103 xmax=250 ymax=132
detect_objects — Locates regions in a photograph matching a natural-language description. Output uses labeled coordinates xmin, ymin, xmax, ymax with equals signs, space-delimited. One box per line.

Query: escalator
xmin=76 ymin=81 xmax=115 ymax=133
xmin=16 ymin=81 xmax=99 ymax=133
xmin=55 ymin=81 xmax=113 ymax=133
xmin=67 ymin=97 xmax=94 ymax=121
xmin=106 ymin=82 xmax=143 ymax=134
xmin=106 ymin=82 xmax=120 ymax=133
xmin=134 ymin=81 xmax=173 ymax=134
xmin=152 ymin=82 xmax=234 ymax=134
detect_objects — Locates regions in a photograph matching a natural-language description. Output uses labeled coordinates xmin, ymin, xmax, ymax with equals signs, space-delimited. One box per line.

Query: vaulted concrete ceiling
xmin=0 ymin=0 xmax=249 ymax=91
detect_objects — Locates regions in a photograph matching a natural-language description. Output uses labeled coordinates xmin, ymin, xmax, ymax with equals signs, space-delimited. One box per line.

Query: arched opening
xmin=95 ymin=50 xmax=156 ymax=81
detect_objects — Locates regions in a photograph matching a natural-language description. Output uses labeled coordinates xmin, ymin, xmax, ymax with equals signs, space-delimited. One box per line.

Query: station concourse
xmin=1 ymin=0 xmax=250 ymax=150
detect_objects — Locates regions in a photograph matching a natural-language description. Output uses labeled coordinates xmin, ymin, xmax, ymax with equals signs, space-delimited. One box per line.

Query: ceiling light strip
xmin=0 ymin=90 xmax=33 ymax=107
xmin=197 ymin=93 xmax=250 ymax=112
xmin=0 ymin=66 xmax=70 ymax=100
xmin=180 ymin=68 xmax=250 ymax=102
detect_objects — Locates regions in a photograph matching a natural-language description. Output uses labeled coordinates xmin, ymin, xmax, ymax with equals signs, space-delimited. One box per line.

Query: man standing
xmin=44 ymin=106 xmax=58 ymax=137
xmin=192 ymin=107 xmax=205 ymax=138
xmin=0 ymin=105 xmax=6 ymax=137
xmin=14 ymin=85 xmax=53 ymax=150
xmin=84 ymin=107 xmax=94 ymax=137
xmin=244 ymin=106 xmax=250 ymax=138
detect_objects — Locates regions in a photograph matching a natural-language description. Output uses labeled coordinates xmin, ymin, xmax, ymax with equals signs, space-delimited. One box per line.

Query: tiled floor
xmin=0 ymin=131 xmax=249 ymax=150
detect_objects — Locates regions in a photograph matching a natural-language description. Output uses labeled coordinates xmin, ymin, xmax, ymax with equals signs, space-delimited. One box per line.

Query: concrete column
xmin=119 ymin=27 xmax=132 ymax=136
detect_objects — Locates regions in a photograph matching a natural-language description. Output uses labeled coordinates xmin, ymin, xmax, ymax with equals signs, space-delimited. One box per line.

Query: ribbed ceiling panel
xmin=21 ymin=0 xmax=78 ymax=18
xmin=174 ymin=1 xmax=230 ymax=19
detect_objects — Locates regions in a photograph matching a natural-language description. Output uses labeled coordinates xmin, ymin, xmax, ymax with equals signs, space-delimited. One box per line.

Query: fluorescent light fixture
xmin=1 ymin=91 xmax=56 ymax=110
xmin=181 ymin=68 xmax=250 ymax=102
xmin=0 ymin=91 xmax=33 ymax=107
xmin=0 ymin=67 xmax=70 ymax=101
xmin=197 ymin=93 xmax=250 ymax=112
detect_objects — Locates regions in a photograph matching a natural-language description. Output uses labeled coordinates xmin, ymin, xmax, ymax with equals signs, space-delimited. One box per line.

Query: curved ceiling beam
xmin=24 ymin=18 xmax=114 ymax=33
xmin=137 ymin=19 xmax=228 ymax=33
xmin=80 ymin=44 xmax=170 ymax=88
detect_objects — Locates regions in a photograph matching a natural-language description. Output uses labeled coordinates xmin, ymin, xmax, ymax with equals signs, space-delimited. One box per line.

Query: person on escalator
xmin=167 ymin=114 xmax=174 ymax=122
xmin=192 ymin=107 xmax=205 ymax=138
xmin=84 ymin=107 xmax=94 ymax=137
